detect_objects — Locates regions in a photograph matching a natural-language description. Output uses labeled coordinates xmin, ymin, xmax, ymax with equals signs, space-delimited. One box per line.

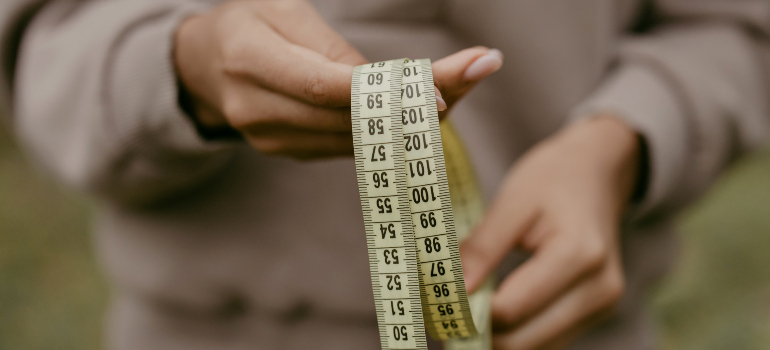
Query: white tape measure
xmin=351 ymin=59 xmax=492 ymax=350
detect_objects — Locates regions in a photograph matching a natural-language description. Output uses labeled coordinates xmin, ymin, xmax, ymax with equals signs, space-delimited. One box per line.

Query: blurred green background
xmin=1 ymin=116 xmax=770 ymax=350
xmin=0 ymin=121 xmax=107 ymax=350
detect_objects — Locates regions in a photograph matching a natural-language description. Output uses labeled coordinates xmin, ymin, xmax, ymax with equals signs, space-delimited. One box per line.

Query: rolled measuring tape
xmin=351 ymin=58 xmax=493 ymax=350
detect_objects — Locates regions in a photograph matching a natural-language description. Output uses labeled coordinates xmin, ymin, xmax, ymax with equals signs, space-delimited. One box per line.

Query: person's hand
xmin=460 ymin=115 xmax=642 ymax=349
xmin=174 ymin=0 xmax=502 ymax=160
xmin=174 ymin=0 xmax=365 ymax=159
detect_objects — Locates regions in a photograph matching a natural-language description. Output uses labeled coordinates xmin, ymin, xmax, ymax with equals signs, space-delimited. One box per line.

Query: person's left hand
xmin=460 ymin=115 xmax=642 ymax=349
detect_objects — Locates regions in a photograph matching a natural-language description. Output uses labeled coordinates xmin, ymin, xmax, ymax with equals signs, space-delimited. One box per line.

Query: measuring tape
xmin=351 ymin=58 xmax=492 ymax=350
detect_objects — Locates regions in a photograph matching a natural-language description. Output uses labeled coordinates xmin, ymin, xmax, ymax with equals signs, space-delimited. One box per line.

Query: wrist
xmin=173 ymin=13 xmax=230 ymax=131
xmin=563 ymin=114 xmax=643 ymax=206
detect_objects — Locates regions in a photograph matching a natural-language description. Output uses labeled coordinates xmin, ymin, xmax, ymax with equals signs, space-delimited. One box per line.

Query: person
xmin=2 ymin=0 xmax=769 ymax=349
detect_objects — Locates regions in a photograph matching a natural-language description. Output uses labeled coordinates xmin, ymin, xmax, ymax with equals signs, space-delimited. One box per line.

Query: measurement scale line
xmin=404 ymin=155 xmax=435 ymax=162
xmin=353 ymin=59 xmax=480 ymax=349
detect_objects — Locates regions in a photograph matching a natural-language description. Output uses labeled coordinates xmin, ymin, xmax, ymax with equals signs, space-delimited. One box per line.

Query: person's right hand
xmin=174 ymin=0 xmax=503 ymax=160
xmin=174 ymin=0 xmax=368 ymax=159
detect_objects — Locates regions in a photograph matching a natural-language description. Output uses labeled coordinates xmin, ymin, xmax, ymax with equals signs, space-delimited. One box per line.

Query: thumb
xmin=459 ymin=184 xmax=537 ymax=293
xmin=254 ymin=0 xmax=368 ymax=66
xmin=432 ymin=46 xmax=503 ymax=111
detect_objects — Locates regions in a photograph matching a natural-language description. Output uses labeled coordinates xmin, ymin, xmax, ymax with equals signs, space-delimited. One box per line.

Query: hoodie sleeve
xmin=569 ymin=0 xmax=770 ymax=220
xmin=3 ymin=0 xmax=241 ymax=206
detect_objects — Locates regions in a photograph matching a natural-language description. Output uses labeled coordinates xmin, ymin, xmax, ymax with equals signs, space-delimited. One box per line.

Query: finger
xmin=252 ymin=0 xmax=368 ymax=65
xmin=245 ymin=127 xmax=353 ymax=160
xmin=434 ymin=86 xmax=447 ymax=112
xmin=490 ymin=227 xmax=608 ymax=331
xmin=492 ymin=266 xmax=623 ymax=350
xmin=223 ymin=77 xmax=352 ymax=132
xmin=222 ymin=20 xmax=354 ymax=108
xmin=432 ymin=47 xmax=503 ymax=108
xmin=460 ymin=182 xmax=539 ymax=293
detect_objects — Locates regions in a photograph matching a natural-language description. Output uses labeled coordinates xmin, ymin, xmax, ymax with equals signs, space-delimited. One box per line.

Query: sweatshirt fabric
xmin=2 ymin=0 xmax=770 ymax=349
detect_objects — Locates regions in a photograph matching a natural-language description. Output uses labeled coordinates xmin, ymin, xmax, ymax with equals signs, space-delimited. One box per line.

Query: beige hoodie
xmin=2 ymin=0 xmax=770 ymax=349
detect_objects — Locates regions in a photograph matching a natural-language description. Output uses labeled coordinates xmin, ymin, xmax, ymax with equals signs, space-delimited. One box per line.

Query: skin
xmin=461 ymin=115 xmax=641 ymax=350
xmin=174 ymin=0 xmax=642 ymax=348
xmin=174 ymin=0 xmax=502 ymax=160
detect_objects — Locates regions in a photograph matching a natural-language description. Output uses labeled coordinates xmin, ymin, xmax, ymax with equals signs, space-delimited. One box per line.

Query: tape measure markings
xmin=352 ymin=59 xmax=479 ymax=349
xmin=353 ymin=59 xmax=428 ymax=350
xmin=404 ymin=59 xmax=476 ymax=340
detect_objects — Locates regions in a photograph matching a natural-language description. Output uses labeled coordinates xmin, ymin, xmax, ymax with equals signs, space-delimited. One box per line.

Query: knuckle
xmin=603 ymin=271 xmax=626 ymax=305
xmin=576 ymin=235 xmax=608 ymax=270
xmin=303 ymin=70 xmax=331 ymax=106
xmin=215 ymin=13 xmax=255 ymax=76
xmin=220 ymin=41 xmax=251 ymax=75
xmin=221 ymin=97 xmax=251 ymax=127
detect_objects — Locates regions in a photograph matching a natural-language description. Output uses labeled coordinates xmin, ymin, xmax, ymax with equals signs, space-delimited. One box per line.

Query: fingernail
xmin=463 ymin=48 xmax=504 ymax=82
xmin=434 ymin=85 xmax=443 ymax=99
xmin=487 ymin=48 xmax=504 ymax=61
xmin=434 ymin=86 xmax=447 ymax=111
xmin=436 ymin=96 xmax=447 ymax=111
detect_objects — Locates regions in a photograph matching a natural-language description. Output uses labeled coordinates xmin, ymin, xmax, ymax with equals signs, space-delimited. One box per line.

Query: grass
xmin=1 ymin=118 xmax=770 ymax=349
xmin=0 ymin=121 xmax=108 ymax=350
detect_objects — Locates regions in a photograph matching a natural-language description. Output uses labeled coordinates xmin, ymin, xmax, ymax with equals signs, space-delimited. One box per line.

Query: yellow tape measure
xmin=351 ymin=59 xmax=492 ymax=349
